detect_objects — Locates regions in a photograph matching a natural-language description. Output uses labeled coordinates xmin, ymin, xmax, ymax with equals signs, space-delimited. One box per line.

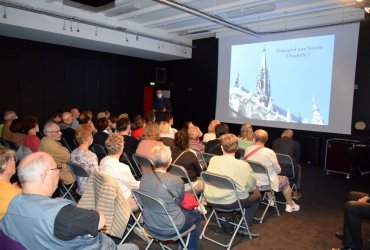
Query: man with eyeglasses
xmin=38 ymin=121 xmax=74 ymax=186
xmin=0 ymin=152 xmax=138 ymax=250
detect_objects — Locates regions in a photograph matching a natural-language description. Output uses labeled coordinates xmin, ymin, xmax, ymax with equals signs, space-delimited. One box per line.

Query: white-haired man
xmin=0 ymin=152 xmax=138 ymax=250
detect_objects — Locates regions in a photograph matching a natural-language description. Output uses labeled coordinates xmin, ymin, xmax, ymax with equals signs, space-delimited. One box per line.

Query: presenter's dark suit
xmin=153 ymin=97 xmax=172 ymax=122
xmin=272 ymin=136 xmax=301 ymax=189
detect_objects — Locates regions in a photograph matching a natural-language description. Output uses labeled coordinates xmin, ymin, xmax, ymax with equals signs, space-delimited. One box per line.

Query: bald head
xmin=254 ymin=129 xmax=268 ymax=144
xmin=281 ymin=129 xmax=294 ymax=138
xmin=18 ymin=152 xmax=60 ymax=196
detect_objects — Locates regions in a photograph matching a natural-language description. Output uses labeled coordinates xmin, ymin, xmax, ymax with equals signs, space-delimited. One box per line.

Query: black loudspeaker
xmin=301 ymin=136 xmax=321 ymax=167
xmin=156 ymin=67 xmax=166 ymax=83
xmin=68 ymin=0 xmax=114 ymax=7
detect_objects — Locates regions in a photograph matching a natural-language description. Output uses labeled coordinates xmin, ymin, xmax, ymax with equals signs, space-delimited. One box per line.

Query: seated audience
xmin=49 ymin=112 xmax=62 ymax=124
xmin=136 ymin=122 xmax=164 ymax=159
xmin=0 ymin=148 xmax=21 ymax=220
xmin=204 ymin=133 xmax=261 ymax=236
xmin=334 ymin=191 xmax=370 ymax=250
xmin=70 ymin=125 xmax=99 ymax=196
xmin=9 ymin=118 xmax=25 ymax=145
xmin=187 ymin=126 xmax=206 ymax=169
xmin=93 ymin=117 xmax=110 ymax=151
xmin=22 ymin=115 xmax=41 ymax=152
xmin=159 ymin=121 xmax=174 ymax=147
xmin=171 ymin=129 xmax=203 ymax=194
xmin=205 ymin=123 xmax=238 ymax=158
xmin=139 ymin=144 xmax=200 ymax=250
xmin=244 ymin=129 xmax=300 ymax=212
xmin=115 ymin=118 xmax=139 ymax=162
xmin=0 ymin=152 xmax=138 ymax=250
xmin=238 ymin=123 xmax=254 ymax=149
xmin=164 ymin=114 xmax=177 ymax=137
xmin=70 ymin=108 xmax=80 ymax=130
xmin=78 ymin=112 xmax=97 ymax=134
xmin=272 ymin=129 xmax=302 ymax=199
xmin=39 ymin=121 xmax=74 ymax=185
xmin=2 ymin=110 xmax=18 ymax=141
xmin=202 ymin=119 xmax=220 ymax=143
xmin=131 ymin=115 xmax=145 ymax=140
xmin=100 ymin=134 xmax=140 ymax=212
xmin=60 ymin=112 xmax=77 ymax=151
xmin=145 ymin=110 xmax=156 ymax=124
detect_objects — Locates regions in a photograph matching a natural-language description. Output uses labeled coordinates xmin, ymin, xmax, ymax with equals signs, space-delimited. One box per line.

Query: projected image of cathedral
xmin=229 ymin=49 xmax=325 ymax=125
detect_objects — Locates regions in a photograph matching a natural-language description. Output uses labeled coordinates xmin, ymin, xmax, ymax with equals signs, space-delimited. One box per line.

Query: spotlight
xmin=365 ymin=5 xmax=370 ymax=13
xmin=95 ymin=25 xmax=98 ymax=36
xmin=70 ymin=20 xmax=73 ymax=32
xmin=63 ymin=19 xmax=66 ymax=31
xmin=126 ymin=33 xmax=129 ymax=42
xmin=136 ymin=35 xmax=139 ymax=41
xmin=77 ymin=22 xmax=80 ymax=32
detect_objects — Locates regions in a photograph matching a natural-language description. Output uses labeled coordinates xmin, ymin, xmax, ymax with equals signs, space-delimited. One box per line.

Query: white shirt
xmin=244 ymin=145 xmax=281 ymax=192
xmin=99 ymin=155 xmax=140 ymax=198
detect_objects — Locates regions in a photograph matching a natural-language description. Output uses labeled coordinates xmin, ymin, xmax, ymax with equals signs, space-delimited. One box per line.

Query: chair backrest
xmin=67 ymin=162 xmax=89 ymax=178
xmin=201 ymin=171 xmax=236 ymax=192
xmin=132 ymin=189 xmax=185 ymax=239
xmin=0 ymin=138 xmax=19 ymax=151
xmin=200 ymin=152 xmax=216 ymax=168
xmin=237 ymin=148 xmax=245 ymax=159
xmin=60 ymin=137 xmax=72 ymax=152
xmin=132 ymin=153 xmax=152 ymax=168
xmin=90 ymin=143 xmax=107 ymax=162
xmin=169 ymin=164 xmax=197 ymax=197
xmin=120 ymin=153 xmax=141 ymax=179
xmin=276 ymin=153 xmax=295 ymax=179
xmin=247 ymin=160 xmax=273 ymax=191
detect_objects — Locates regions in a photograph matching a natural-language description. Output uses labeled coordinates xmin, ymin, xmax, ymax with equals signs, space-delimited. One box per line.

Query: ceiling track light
xmin=153 ymin=0 xmax=260 ymax=37
xmin=95 ymin=25 xmax=98 ymax=36
xmin=63 ymin=19 xmax=66 ymax=31
xmin=76 ymin=22 xmax=80 ymax=32
xmin=70 ymin=20 xmax=73 ymax=32
xmin=0 ymin=1 xmax=192 ymax=49
xmin=136 ymin=35 xmax=139 ymax=41
xmin=126 ymin=33 xmax=129 ymax=42
xmin=3 ymin=5 xmax=6 ymax=18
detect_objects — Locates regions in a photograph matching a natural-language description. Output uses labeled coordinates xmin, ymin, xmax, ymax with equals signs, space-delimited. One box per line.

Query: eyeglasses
xmin=47 ymin=165 xmax=62 ymax=171
xmin=47 ymin=130 xmax=62 ymax=134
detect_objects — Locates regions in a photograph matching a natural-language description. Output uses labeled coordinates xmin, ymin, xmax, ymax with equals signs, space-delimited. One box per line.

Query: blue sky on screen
xmin=229 ymin=34 xmax=335 ymax=123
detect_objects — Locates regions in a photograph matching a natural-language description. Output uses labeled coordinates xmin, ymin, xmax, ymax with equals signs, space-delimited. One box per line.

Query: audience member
xmin=204 ymin=133 xmax=260 ymax=236
xmin=136 ymin=122 xmax=163 ymax=159
xmin=205 ymin=123 xmax=235 ymax=157
xmin=22 ymin=115 xmax=41 ymax=152
xmin=272 ymin=129 xmax=302 ymax=199
xmin=171 ymin=129 xmax=203 ymax=194
xmin=50 ymin=112 xmax=62 ymax=124
xmin=0 ymin=112 xmax=4 ymax=138
xmin=153 ymin=89 xmax=172 ymax=122
xmin=188 ymin=126 xmax=206 ymax=169
xmin=145 ymin=110 xmax=156 ymax=124
xmin=2 ymin=111 xmax=18 ymax=140
xmin=100 ymin=134 xmax=140 ymax=212
xmin=202 ymin=119 xmax=220 ymax=143
xmin=164 ymin=113 xmax=178 ymax=137
xmin=238 ymin=123 xmax=254 ymax=149
xmin=39 ymin=121 xmax=74 ymax=185
xmin=60 ymin=112 xmax=77 ymax=151
xmin=159 ymin=121 xmax=174 ymax=147
xmin=244 ymin=129 xmax=300 ymax=212
xmin=115 ymin=118 xmax=139 ymax=162
xmin=0 ymin=148 xmax=21 ymax=220
xmin=70 ymin=108 xmax=80 ymax=130
xmin=139 ymin=144 xmax=200 ymax=250
xmin=70 ymin=124 xmax=99 ymax=196
xmin=334 ymin=191 xmax=370 ymax=250
xmin=93 ymin=117 xmax=110 ymax=151
xmin=131 ymin=115 xmax=145 ymax=140
xmin=0 ymin=152 xmax=138 ymax=250
xmin=9 ymin=118 xmax=26 ymax=145
xmin=78 ymin=112 xmax=97 ymax=134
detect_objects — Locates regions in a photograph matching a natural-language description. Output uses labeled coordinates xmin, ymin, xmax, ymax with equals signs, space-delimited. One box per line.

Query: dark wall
xmin=0 ymin=36 xmax=156 ymax=123
xmin=1 ymin=22 xmax=370 ymax=167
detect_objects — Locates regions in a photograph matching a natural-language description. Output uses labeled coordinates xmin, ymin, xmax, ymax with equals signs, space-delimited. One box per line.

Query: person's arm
xmin=270 ymin=151 xmax=281 ymax=174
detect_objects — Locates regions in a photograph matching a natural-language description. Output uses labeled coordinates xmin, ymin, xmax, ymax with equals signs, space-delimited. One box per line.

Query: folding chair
xmin=200 ymin=172 xmax=252 ymax=250
xmin=61 ymin=137 xmax=73 ymax=152
xmin=132 ymin=189 xmax=196 ymax=250
xmin=237 ymin=148 xmax=245 ymax=160
xmin=276 ymin=153 xmax=297 ymax=193
xmin=132 ymin=153 xmax=153 ymax=177
xmin=247 ymin=160 xmax=280 ymax=223
xmin=200 ymin=152 xmax=216 ymax=169
xmin=67 ymin=161 xmax=89 ymax=178
xmin=90 ymin=143 xmax=107 ymax=163
xmin=120 ymin=152 xmax=140 ymax=180
xmin=168 ymin=164 xmax=207 ymax=220
xmin=58 ymin=181 xmax=76 ymax=202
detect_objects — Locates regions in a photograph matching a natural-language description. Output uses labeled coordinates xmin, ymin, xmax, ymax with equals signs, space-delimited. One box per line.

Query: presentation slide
xmin=216 ymin=23 xmax=359 ymax=134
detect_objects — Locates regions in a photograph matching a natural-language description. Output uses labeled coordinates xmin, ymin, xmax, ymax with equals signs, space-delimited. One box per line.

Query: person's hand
xmin=358 ymin=196 xmax=370 ymax=203
xmin=163 ymin=107 xmax=167 ymax=112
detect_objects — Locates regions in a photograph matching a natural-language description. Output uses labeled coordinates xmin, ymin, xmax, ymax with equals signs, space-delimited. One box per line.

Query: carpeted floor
xmin=119 ymin=165 xmax=370 ymax=250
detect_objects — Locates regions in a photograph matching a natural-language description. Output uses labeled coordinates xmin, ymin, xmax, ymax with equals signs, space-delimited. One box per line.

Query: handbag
xmin=181 ymin=193 xmax=199 ymax=210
